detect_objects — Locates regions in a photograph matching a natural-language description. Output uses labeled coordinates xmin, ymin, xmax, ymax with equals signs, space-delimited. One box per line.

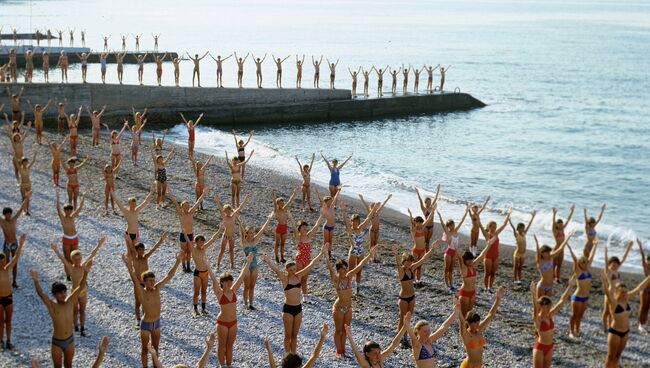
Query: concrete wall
xmin=3 ymin=83 xmax=484 ymax=127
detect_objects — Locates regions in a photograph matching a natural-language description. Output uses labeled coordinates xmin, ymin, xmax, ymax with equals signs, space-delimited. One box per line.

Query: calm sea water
xmin=2 ymin=0 xmax=649 ymax=272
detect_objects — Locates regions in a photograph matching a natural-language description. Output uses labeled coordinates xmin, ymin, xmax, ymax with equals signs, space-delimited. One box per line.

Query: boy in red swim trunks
xmin=56 ymin=191 xmax=85 ymax=279
xmin=272 ymin=188 xmax=298 ymax=263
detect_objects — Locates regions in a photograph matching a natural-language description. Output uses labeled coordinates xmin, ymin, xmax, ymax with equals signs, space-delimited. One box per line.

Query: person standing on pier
xmin=402 ymin=64 xmax=411 ymax=94
xmin=57 ymin=29 xmax=64 ymax=46
xmin=234 ymin=52 xmax=249 ymax=88
xmin=25 ymin=51 xmax=35 ymax=83
xmin=327 ymin=59 xmax=339 ymax=89
xmin=76 ymin=53 xmax=89 ymax=83
xmin=372 ymin=66 xmax=388 ymax=97
xmin=134 ymin=53 xmax=148 ymax=85
xmin=42 ymin=51 xmax=51 ymax=83
xmin=154 ymin=53 xmax=168 ymax=86
xmin=362 ymin=68 xmax=370 ymax=97
xmin=120 ymin=34 xmax=127 ymax=52
xmin=439 ymin=65 xmax=451 ymax=92
xmin=425 ymin=65 xmax=439 ymax=93
xmin=80 ymin=30 xmax=86 ymax=47
xmin=413 ymin=66 xmax=424 ymax=94
xmin=390 ymin=66 xmax=401 ymax=95
xmin=68 ymin=29 xmax=75 ymax=47
xmin=348 ymin=67 xmax=360 ymax=97
xmin=47 ymin=29 xmax=53 ymax=46
xmin=152 ymin=34 xmax=160 ymax=52
xmin=187 ymin=52 xmax=209 ymax=87
xmin=116 ymin=51 xmax=127 ymax=85
xmin=252 ymin=54 xmax=267 ymax=88
xmin=312 ymin=55 xmax=323 ymax=88
xmin=99 ymin=52 xmax=108 ymax=83
xmin=172 ymin=58 xmax=183 ymax=87
xmin=35 ymin=30 xmax=42 ymax=47
xmin=102 ymin=35 xmax=110 ymax=52
xmin=273 ymin=55 xmax=291 ymax=88
xmin=209 ymin=53 xmax=232 ymax=88
xmin=135 ymin=34 xmax=142 ymax=52
xmin=7 ymin=49 xmax=17 ymax=83
xmin=56 ymin=51 xmax=69 ymax=83
xmin=296 ymin=55 xmax=305 ymax=88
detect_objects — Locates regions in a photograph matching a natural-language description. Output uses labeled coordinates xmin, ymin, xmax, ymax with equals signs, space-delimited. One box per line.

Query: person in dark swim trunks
xmin=0 ymin=234 xmax=25 ymax=350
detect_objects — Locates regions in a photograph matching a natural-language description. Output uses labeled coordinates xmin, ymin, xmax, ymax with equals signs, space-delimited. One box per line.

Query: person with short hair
xmin=1 ymin=200 xmax=28 ymax=288
xmin=63 ymin=156 xmax=89 ymax=209
xmin=238 ymin=210 xmax=274 ymax=310
xmin=85 ymin=105 xmax=107 ymax=147
xmin=26 ymin=99 xmax=52 ymax=145
xmin=121 ymin=252 xmax=182 ymax=368
xmin=295 ymin=154 xmax=315 ymax=212
xmin=406 ymin=208 xmax=436 ymax=284
xmin=55 ymin=191 xmax=85 ymax=279
xmin=18 ymin=150 xmax=38 ymax=215
xmin=214 ymin=194 xmax=250 ymax=270
xmin=113 ymin=184 xmax=156 ymax=253
xmin=346 ymin=314 xmax=409 ymax=368
xmin=272 ymin=188 xmax=298 ymax=263
xmin=534 ymin=231 xmax=573 ymax=298
xmin=50 ymin=235 xmax=106 ymax=337
xmin=185 ymin=229 xmax=222 ymax=316
xmin=209 ymin=53 xmax=232 ymax=88
xmin=0 ymin=233 xmax=25 ymax=350
xmin=168 ymin=187 xmax=208 ymax=272
xmin=187 ymin=52 xmax=209 ymax=87
xmin=30 ymin=264 xmax=90 ymax=368
xmin=406 ymin=297 xmax=460 ymax=367
xmin=508 ymin=210 xmax=536 ymax=284
xmin=46 ymin=134 xmax=68 ymax=187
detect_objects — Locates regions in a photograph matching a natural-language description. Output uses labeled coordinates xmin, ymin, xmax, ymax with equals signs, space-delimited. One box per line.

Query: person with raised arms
xmin=102 ymin=159 xmax=122 ymax=215
xmin=50 ymin=235 xmax=106 ymax=337
xmin=0 ymin=234 xmax=25 ymax=350
xmin=583 ymin=204 xmax=606 ymax=258
xmin=312 ymin=55 xmax=323 ymax=88
xmin=46 ymin=135 xmax=68 ymax=186
xmin=232 ymin=129 xmax=254 ymax=178
xmin=17 ymin=148 xmax=38 ymax=215
xmin=392 ymin=242 xmax=439 ymax=348
xmin=192 ymin=155 xmax=213 ymax=210
xmin=113 ymin=183 xmax=156 ymax=253
xmin=529 ymin=275 xmax=576 ymax=368
xmin=124 ymin=232 xmax=167 ymax=326
xmin=134 ymin=53 xmax=148 ymax=85
xmin=316 ymin=187 xmax=340 ymax=260
xmin=327 ymin=59 xmax=339 ymax=89
xmin=30 ymin=264 xmax=89 ymax=368
xmin=65 ymin=106 xmax=82 ymax=156
xmin=566 ymin=240 xmax=598 ymax=338
xmin=457 ymin=245 xmax=492 ymax=318
xmin=154 ymin=53 xmax=168 ymax=86
xmin=348 ymin=67 xmax=361 ymax=97
xmin=439 ymin=66 xmax=451 ymax=92
xmin=551 ymin=204 xmax=575 ymax=283
xmin=273 ymin=54 xmax=291 ymax=88
xmin=234 ymin=52 xmax=249 ymax=88
xmin=121 ymin=252 xmax=182 ymax=368
xmin=406 ymin=296 xmax=459 ymax=368
xmin=225 ymin=150 xmax=254 ymax=208
xmin=415 ymin=185 xmax=440 ymax=251
xmin=371 ymin=66 xmax=388 ymax=97
xmin=238 ymin=209 xmax=273 ymax=310
xmin=272 ymin=188 xmax=299 ymax=263
xmin=406 ymin=208 xmax=436 ymax=284
xmin=55 ymin=51 xmax=69 ymax=83
xmin=168 ymin=186 xmax=208 ymax=273
xmin=477 ymin=209 xmax=512 ymax=292
xmin=468 ymin=197 xmax=490 ymax=256
xmin=209 ymin=53 xmax=232 ymax=88
xmin=346 ymin=314 xmax=410 ymax=368
xmin=26 ymin=99 xmax=51 ymax=145
xmin=151 ymin=146 xmax=176 ymax=209
xmin=116 ymin=51 xmax=127 ymax=85
xmin=459 ymin=287 xmax=504 ymax=368
xmin=55 ymin=191 xmax=85 ymax=279
xmin=85 ymin=105 xmax=107 ymax=147
xmin=340 ymin=201 xmax=379 ymax=293
xmin=437 ymin=206 xmax=469 ymax=291
xmin=1 ymin=199 xmax=28 ymax=289
xmin=180 ymin=112 xmax=204 ymax=160
xmin=286 ymin=210 xmax=323 ymax=297
xmin=601 ymin=239 xmax=633 ymax=332
xmin=252 ymin=53 xmax=267 ymax=88
xmin=208 ymin=253 xmax=252 ymax=367
xmin=508 ymin=210 xmax=536 ymax=284
xmin=295 ymin=55 xmax=305 ymax=88
xmin=320 ymin=152 xmax=352 ymax=198
xmin=129 ymin=119 xmax=148 ymax=165
xmin=358 ymin=193 xmax=392 ymax=262
xmin=265 ymin=323 xmax=327 ymax=368
xmin=214 ymin=194 xmax=250 ymax=270
xmin=425 ymin=64 xmax=440 ymax=93
xmin=261 ymin=243 xmax=327 ymax=354
xmin=295 ymin=154 xmax=315 ymax=212
xmin=533 ymin=231 xmax=573 ymax=297
xmin=108 ymin=121 xmax=130 ymax=168
xmin=187 ymin=51 xmax=209 ymax=87
xmin=361 ymin=68 xmax=370 ymax=97
xmin=637 ymin=238 xmax=650 ymax=333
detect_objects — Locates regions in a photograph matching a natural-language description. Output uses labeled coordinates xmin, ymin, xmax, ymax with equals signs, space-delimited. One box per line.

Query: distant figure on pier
xmin=413 ymin=66 xmax=424 ymax=94
xmin=209 ymin=53 xmax=231 ymax=88
xmin=100 ymin=52 xmax=108 ymax=83
xmin=425 ymin=65 xmax=440 ymax=94
xmin=348 ymin=67 xmax=360 ymax=97
xmin=235 ymin=52 xmax=249 ymax=88
xmin=11 ymin=28 xmax=19 ymax=44
xmin=25 ymin=50 xmax=34 ymax=83
xmin=116 ymin=51 xmax=127 ymax=85
xmin=296 ymin=55 xmax=305 ymax=89
xmin=120 ymin=34 xmax=127 ymax=51
xmin=68 ymin=28 xmax=75 ymax=47
xmin=56 ymin=51 xmax=69 ymax=83
xmin=46 ymin=29 xmax=53 ymax=46
xmin=327 ymin=59 xmax=339 ymax=89
xmin=76 ymin=53 xmax=89 ymax=83
xmin=389 ymin=66 xmax=400 ymax=95
xmin=152 ymin=34 xmax=160 ymax=52
xmin=6 ymin=86 xmax=24 ymax=122
xmin=372 ymin=66 xmax=388 ymax=97
xmin=187 ymin=52 xmax=209 ymax=87
xmin=402 ymin=64 xmax=411 ymax=94
xmin=81 ymin=30 xmax=86 ymax=47
xmin=8 ymin=49 xmax=17 ymax=82
xmin=253 ymin=54 xmax=267 ymax=88
xmin=134 ymin=53 xmax=148 ymax=85
xmin=56 ymin=29 xmax=63 ymax=46
xmin=439 ymin=66 xmax=451 ymax=92
xmin=154 ymin=53 xmax=168 ymax=86
xmin=43 ymin=51 xmax=51 ymax=83
xmin=35 ymin=30 xmax=42 ymax=47
xmin=172 ymin=58 xmax=183 ymax=87
xmin=103 ymin=35 xmax=110 ymax=52
xmin=134 ymin=34 xmax=142 ymax=52
xmin=273 ymin=55 xmax=291 ymax=88
xmin=362 ymin=68 xmax=370 ymax=97
xmin=312 ymin=55 xmax=323 ymax=88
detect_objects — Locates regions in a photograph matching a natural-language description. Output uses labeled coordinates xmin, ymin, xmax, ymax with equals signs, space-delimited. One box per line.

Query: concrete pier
xmin=0 ymin=46 xmax=176 ymax=67
xmin=4 ymin=83 xmax=485 ymax=126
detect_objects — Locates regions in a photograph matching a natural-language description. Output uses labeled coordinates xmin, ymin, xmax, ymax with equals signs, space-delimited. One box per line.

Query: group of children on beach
xmin=2 ymin=93 xmax=650 ymax=368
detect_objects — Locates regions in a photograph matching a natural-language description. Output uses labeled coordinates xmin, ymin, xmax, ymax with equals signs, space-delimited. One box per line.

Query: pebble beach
xmin=1 ymin=129 xmax=649 ymax=368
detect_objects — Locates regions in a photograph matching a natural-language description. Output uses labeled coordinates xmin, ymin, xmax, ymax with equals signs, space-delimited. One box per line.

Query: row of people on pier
xmin=0 ymin=27 xmax=162 ymax=51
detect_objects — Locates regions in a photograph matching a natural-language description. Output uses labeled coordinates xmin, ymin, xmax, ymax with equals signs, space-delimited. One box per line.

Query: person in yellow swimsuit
xmin=509 ymin=210 xmax=536 ymax=284
xmin=26 ymin=99 xmax=52 ymax=145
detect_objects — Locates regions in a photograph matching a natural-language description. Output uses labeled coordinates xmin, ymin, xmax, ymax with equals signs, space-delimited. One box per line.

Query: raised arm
xmin=430 ymin=300 xmax=459 ymax=341
xmin=264 ymin=339 xmax=277 ymax=368
xmin=136 ymin=183 xmax=156 ymax=212
xmin=155 ymin=253 xmax=182 ymax=289
xmin=567 ymin=244 xmax=579 ymax=275
xmin=145 ymin=232 xmax=168 ymax=258
xmin=5 ymin=234 xmax=26 ymax=270
xmin=525 ymin=210 xmax=537 ymax=233
xmin=338 ymin=153 xmax=353 ymax=169
xmin=346 ymin=247 xmax=376 ymax=278
xmin=82 ymin=235 xmax=107 ymax=267
xmin=303 ymin=323 xmax=328 ymax=368
xmin=261 ymin=253 xmax=284 ymax=281
xmin=479 ymin=287 xmax=504 ymax=331
xmin=296 ymin=244 xmax=327 ymax=278
xmin=345 ymin=325 xmax=369 ymax=368
xmin=495 ymin=209 xmax=512 ymax=235
xmin=90 ymin=336 xmax=109 ymax=368
xmin=412 ymin=240 xmax=441 ymax=269
xmin=629 ymin=273 xmax=650 ymax=299
xmin=619 ymin=240 xmax=634 ymax=265
xmin=232 ymin=253 xmax=253 ymax=291
xmin=320 ymin=152 xmax=332 ymax=170
xmin=550 ymin=230 xmax=574 ymax=258
xmin=550 ymin=275 xmax=576 ymax=315
xmin=254 ymin=210 xmax=275 ymax=242
xmin=30 ymin=269 xmax=53 ymax=310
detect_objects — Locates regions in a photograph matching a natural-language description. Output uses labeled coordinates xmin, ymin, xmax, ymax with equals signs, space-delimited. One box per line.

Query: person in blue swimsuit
xmin=341 ymin=201 xmax=379 ymax=294
xmin=566 ymin=242 xmax=597 ymax=338
xmin=99 ymin=52 xmax=108 ymax=84
xmin=583 ymin=204 xmax=605 ymax=258
xmin=320 ymin=152 xmax=353 ymax=197
xmin=238 ymin=209 xmax=274 ymax=310
xmin=405 ymin=297 xmax=459 ymax=366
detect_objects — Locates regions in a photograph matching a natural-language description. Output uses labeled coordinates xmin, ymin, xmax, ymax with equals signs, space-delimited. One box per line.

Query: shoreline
xmin=0 ymin=130 xmax=648 ymax=367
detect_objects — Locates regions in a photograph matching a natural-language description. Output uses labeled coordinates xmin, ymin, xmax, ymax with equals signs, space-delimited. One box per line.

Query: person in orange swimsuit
xmin=46 ymin=135 xmax=68 ymax=187
xmin=63 ymin=157 xmax=89 ymax=209
xmin=65 ymin=106 xmax=83 ymax=156
xmin=459 ymin=287 xmax=504 ymax=368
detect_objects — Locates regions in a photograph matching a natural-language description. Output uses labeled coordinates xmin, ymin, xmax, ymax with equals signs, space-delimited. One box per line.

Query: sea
xmin=2 ymin=0 xmax=649 ymax=272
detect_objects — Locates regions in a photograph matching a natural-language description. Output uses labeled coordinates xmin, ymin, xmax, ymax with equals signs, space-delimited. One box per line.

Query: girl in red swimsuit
xmin=477 ymin=209 xmax=511 ymax=292
xmin=103 ymin=160 xmax=121 ymax=215
xmin=407 ymin=208 xmax=436 ymax=284
xmin=287 ymin=211 xmax=323 ymax=298
xmin=530 ymin=275 xmax=575 ymax=368
xmin=181 ymin=113 xmax=204 ymax=160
